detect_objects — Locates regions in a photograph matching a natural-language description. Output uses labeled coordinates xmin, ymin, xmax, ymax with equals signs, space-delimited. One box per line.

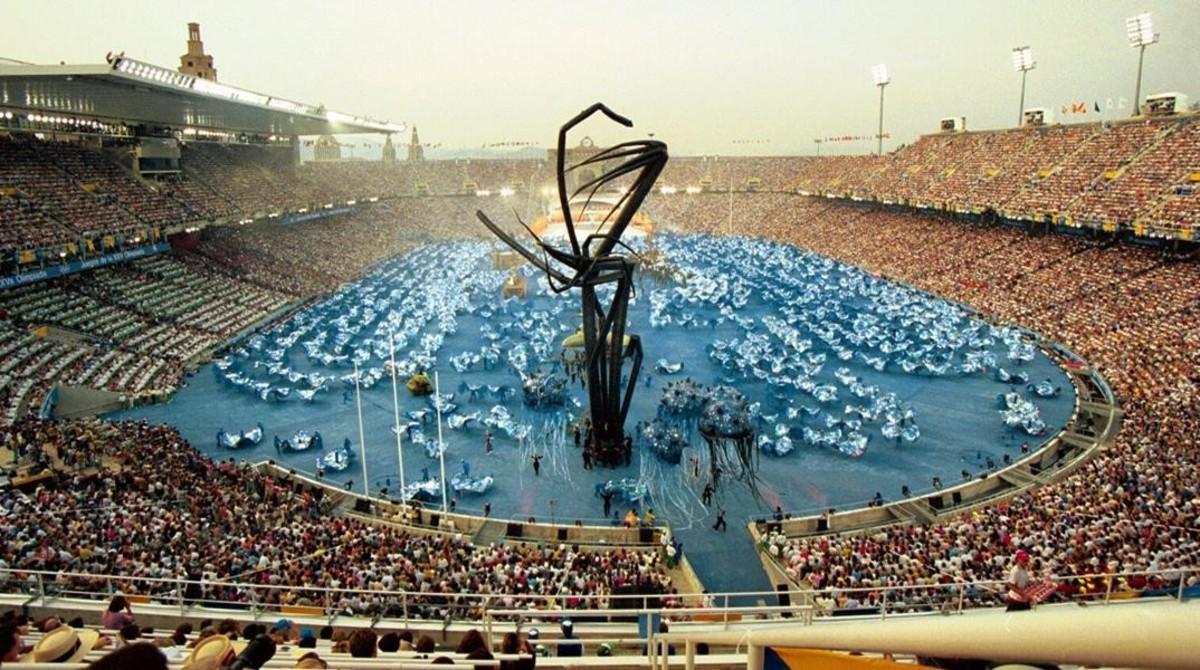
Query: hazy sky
xmin=2 ymin=0 xmax=1197 ymax=155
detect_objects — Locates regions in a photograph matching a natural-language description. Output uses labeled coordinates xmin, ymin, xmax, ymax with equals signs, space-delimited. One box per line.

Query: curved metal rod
xmin=557 ymin=103 xmax=634 ymax=256
xmin=569 ymin=140 xmax=667 ymax=171
xmin=475 ymin=210 xmax=570 ymax=286
xmin=569 ymin=159 xmax=666 ymax=259
xmin=573 ymin=156 xmax=656 ymax=239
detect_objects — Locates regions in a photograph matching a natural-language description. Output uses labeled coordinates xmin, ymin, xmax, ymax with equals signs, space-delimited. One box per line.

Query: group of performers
xmin=569 ymin=417 xmax=634 ymax=468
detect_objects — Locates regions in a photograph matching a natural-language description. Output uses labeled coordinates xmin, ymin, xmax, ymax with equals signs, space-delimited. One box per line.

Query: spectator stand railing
xmin=254 ymin=462 xmax=667 ymax=549
xmin=0 ymin=568 xmax=1193 ymax=640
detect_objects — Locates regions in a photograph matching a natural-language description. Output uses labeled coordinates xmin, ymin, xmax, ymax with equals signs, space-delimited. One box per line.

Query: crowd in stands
xmin=664 ymin=117 xmax=1199 ymax=236
xmin=7 ymin=113 xmax=1199 ymax=265
xmin=194 ymin=199 xmax=482 ymax=296
xmin=0 ymin=254 xmax=291 ymax=424
xmin=180 ymin=143 xmax=306 ymax=217
xmin=0 ymin=320 xmax=85 ymax=425
xmin=653 ymin=194 xmax=1199 ymax=609
xmin=0 ymin=417 xmax=673 ymax=616
xmin=0 ymin=187 xmax=520 ymax=426
xmin=464 ymin=158 xmax=549 ymax=194
xmin=0 ymin=135 xmax=145 ymax=253
xmin=1074 ymin=120 xmax=1200 ymax=233
xmin=2 ymin=111 xmax=1199 ymax=625
xmin=41 ymin=140 xmax=193 ymax=228
xmin=1 ymin=600 xmax=560 ymax=669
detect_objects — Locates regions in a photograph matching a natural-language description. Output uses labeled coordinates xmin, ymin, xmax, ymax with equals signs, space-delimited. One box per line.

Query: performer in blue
xmin=421 ymin=467 xmax=430 ymax=481
xmin=461 ymin=459 xmax=470 ymax=477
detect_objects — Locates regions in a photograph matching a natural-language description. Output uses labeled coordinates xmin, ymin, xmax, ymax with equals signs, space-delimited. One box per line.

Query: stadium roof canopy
xmin=0 ymin=57 xmax=404 ymax=136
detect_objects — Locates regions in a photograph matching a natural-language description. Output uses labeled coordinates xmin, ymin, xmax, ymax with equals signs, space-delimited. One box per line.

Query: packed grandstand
xmin=2 ymin=19 xmax=1200 ymax=670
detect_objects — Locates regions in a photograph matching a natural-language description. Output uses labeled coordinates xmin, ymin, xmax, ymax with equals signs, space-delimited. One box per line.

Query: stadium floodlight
xmin=1012 ymin=46 xmax=1036 ymax=126
xmin=872 ymin=64 xmax=890 ymax=155
xmin=1012 ymin=46 xmax=1035 ymax=71
xmin=1126 ymin=12 xmax=1158 ymax=117
xmin=871 ymin=63 xmax=890 ymax=86
xmin=1126 ymin=12 xmax=1157 ymax=47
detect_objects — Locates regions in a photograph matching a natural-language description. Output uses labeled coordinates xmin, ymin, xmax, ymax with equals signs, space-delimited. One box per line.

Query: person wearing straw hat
xmin=182 ymin=634 xmax=239 ymax=670
xmin=294 ymin=651 xmax=328 ymax=668
xmin=20 ymin=626 xmax=107 ymax=664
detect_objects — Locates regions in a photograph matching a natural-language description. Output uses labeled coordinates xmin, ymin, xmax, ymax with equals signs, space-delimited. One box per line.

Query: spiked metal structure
xmin=476 ymin=103 xmax=667 ymax=466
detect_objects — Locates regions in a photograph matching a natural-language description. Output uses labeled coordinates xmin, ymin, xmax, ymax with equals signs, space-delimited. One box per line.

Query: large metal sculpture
xmin=477 ymin=103 xmax=667 ymax=466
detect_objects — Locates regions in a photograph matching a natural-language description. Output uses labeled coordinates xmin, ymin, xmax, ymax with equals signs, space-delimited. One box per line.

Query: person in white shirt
xmin=1006 ymin=549 xmax=1033 ymax=611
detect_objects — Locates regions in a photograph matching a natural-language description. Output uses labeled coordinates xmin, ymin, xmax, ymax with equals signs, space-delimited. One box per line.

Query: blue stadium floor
xmin=110 ymin=235 xmax=1075 ymax=595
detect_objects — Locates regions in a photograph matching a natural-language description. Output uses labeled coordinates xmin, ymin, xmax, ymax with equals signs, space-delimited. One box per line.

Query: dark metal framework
xmin=477 ymin=103 xmax=667 ymax=466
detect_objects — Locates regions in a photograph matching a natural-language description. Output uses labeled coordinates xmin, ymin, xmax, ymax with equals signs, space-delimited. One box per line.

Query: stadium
xmin=0 ymin=4 xmax=1197 ymax=669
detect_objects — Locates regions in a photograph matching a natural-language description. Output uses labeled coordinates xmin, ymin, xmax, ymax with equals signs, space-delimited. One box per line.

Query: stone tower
xmin=179 ymin=23 xmax=217 ymax=81
xmin=382 ymin=134 xmax=397 ymax=162
xmin=313 ymin=135 xmax=341 ymax=162
xmin=407 ymin=126 xmax=425 ymax=161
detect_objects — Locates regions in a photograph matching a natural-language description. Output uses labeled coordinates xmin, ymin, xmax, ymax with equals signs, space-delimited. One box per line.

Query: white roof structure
xmin=0 ymin=57 xmax=403 ymax=136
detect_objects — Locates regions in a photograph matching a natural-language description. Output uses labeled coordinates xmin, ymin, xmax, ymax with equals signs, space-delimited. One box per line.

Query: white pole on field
xmin=354 ymin=361 xmax=369 ymax=495
xmin=434 ymin=370 xmax=448 ymax=512
xmin=389 ymin=332 xmax=406 ymax=509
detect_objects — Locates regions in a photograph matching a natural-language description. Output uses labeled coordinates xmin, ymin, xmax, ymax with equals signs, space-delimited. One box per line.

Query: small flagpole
xmin=354 ymin=361 xmax=369 ymax=496
xmin=434 ymin=370 xmax=448 ymax=512
xmin=389 ymin=332 xmax=406 ymax=508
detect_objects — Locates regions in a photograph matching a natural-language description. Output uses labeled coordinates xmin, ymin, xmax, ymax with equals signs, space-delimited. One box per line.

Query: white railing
xmin=1 ymin=567 xmax=1193 ymax=627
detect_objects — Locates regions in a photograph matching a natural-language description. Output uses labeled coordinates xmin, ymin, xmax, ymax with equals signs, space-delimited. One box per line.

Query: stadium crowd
xmin=0 ymin=417 xmax=673 ymax=615
xmin=7 ymin=113 xmax=1200 ymax=269
xmin=2 ymin=110 xmax=1199 ymax=626
xmin=0 ymin=192 xmax=512 ymax=427
xmin=193 ymin=198 xmax=490 ymax=296
xmin=1 ymin=603 xmax=550 ymax=668
xmin=0 ymin=254 xmax=292 ymax=425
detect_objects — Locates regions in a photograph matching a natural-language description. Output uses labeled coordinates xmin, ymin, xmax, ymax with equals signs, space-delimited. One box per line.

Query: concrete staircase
xmin=889 ymin=499 xmax=937 ymax=525
xmin=53 ymin=384 xmax=125 ymax=418
xmin=471 ymin=519 xmax=509 ymax=545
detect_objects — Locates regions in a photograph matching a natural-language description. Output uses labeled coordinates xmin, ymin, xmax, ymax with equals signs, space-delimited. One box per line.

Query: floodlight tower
xmin=872 ymin=64 xmax=890 ymax=156
xmin=1012 ymin=46 xmax=1036 ymax=126
xmin=1126 ymin=12 xmax=1158 ymax=117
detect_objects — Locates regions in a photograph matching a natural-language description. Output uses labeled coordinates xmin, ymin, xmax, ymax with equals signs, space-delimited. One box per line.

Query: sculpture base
xmin=585 ymin=435 xmax=632 ymax=468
